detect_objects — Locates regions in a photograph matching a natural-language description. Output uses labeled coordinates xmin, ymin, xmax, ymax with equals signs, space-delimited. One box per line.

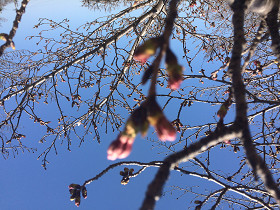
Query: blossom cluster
xmin=107 ymin=98 xmax=176 ymax=161
xmin=69 ymin=184 xmax=87 ymax=207
xmin=120 ymin=167 xmax=134 ymax=185
xmin=134 ymin=37 xmax=184 ymax=90
xmin=133 ymin=37 xmax=162 ymax=64
xmin=107 ymin=37 xmax=184 ymax=161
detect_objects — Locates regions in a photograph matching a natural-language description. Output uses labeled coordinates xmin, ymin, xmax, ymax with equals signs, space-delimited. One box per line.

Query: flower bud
xmin=70 ymin=194 xmax=76 ymax=201
xmin=167 ymin=64 xmax=184 ymax=90
xmin=69 ymin=188 xmax=74 ymax=193
xmin=121 ymin=176 xmax=130 ymax=185
xmin=129 ymin=168 xmax=134 ymax=175
xmin=154 ymin=115 xmax=177 ymax=141
xmin=134 ymin=37 xmax=162 ymax=64
xmin=69 ymin=184 xmax=80 ymax=189
xmin=124 ymin=167 xmax=129 ymax=172
xmin=125 ymin=106 xmax=148 ymax=136
xmin=107 ymin=105 xmax=150 ymax=161
xmin=217 ymin=94 xmax=232 ymax=120
xmin=82 ymin=187 xmax=87 ymax=199
xmin=165 ymin=49 xmax=183 ymax=90
xmin=0 ymin=33 xmax=8 ymax=41
xmin=217 ymin=104 xmax=228 ymax=119
xmin=233 ymin=146 xmax=240 ymax=153
xmin=10 ymin=41 xmax=15 ymax=50
xmin=147 ymin=98 xmax=176 ymax=141
xmin=75 ymin=196 xmax=81 ymax=207
xmin=119 ymin=168 xmax=134 ymax=185
xmin=70 ymin=188 xmax=80 ymax=201
xmin=254 ymin=60 xmax=261 ymax=67
xmin=107 ymin=134 xmax=135 ymax=161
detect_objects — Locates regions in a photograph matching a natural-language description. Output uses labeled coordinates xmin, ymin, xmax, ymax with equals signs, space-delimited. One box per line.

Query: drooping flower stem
xmin=148 ymin=0 xmax=180 ymax=97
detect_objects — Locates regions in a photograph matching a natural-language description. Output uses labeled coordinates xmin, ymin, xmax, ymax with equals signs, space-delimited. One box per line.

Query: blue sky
xmin=0 ymin=1 xmax=242 ymax=209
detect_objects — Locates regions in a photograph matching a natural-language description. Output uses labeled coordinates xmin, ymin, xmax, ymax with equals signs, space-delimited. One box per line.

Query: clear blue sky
xmin=1 ymin=1 xmax=239 ymax=210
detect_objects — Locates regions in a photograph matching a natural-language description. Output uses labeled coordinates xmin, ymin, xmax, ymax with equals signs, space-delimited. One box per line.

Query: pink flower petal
xmin=155 ymin=116 xmax=176 ymax=142
xmin=107 ymin=135 xmax=135 ymax=160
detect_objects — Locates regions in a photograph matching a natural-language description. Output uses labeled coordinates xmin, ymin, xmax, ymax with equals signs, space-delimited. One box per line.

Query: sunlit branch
xmin=0 ymin=0 xmax=165 ymax=104
xmin=83 ymin=161 xmax=162 ymax=186
xmin=0 ymin=0 xmax=29 ymax=56
xmin=140 ymin=124 xmax=242 ymax=210
xmin=37 ymin=2 xmax=165 ymax=165
xmin=230 ymin=0 xmax=280 ymax=204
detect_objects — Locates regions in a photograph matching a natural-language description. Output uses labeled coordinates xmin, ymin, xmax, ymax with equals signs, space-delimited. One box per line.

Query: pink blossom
xmin=167 ymin=65 xmax=184 ymax=90
xmin=107 ymin=134 xmax=135 ymax=161
xmin=133 ymin=37 xmax=161 ymax=64
xmin=155 ymin=115 xmax=177 ymax=141
xmin=147 ymin=98 xmax=177 ymax=142
xmin=75 ymin=197 xmax=80 ymax=207
xmin=224 ymin=140 xmax=231 ymax=144
xmin=168 ymin=75 xmax=183 ymax=90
